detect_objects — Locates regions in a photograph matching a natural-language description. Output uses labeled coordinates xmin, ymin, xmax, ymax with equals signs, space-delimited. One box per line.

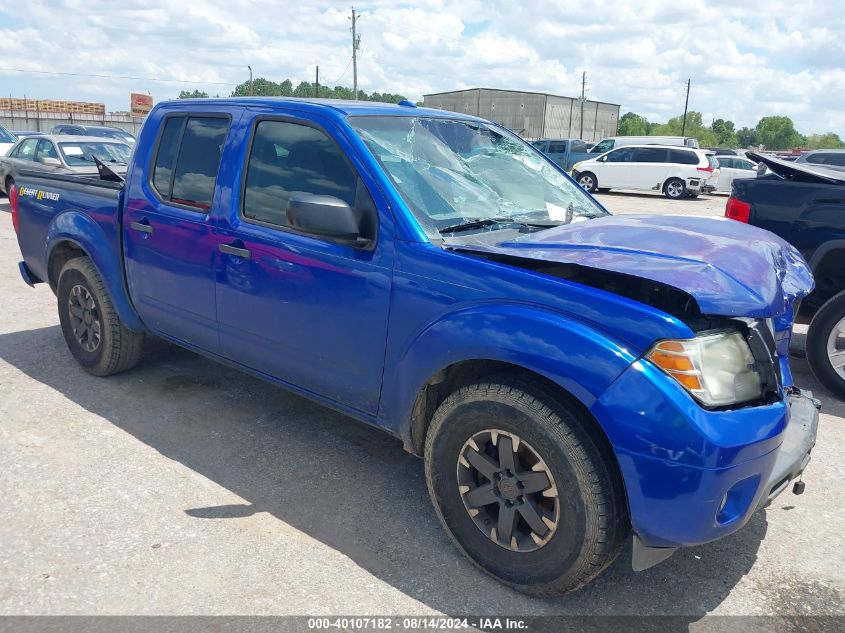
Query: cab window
xmin=605 ymin=147 xmax=635 ymax=163
xmin=242 ymin=120 xmax=359 ymax=228
xmin=592 ymin=139 xmax=614 ymax=153
xmin=16 ymin=138 xmax=39 ymax=161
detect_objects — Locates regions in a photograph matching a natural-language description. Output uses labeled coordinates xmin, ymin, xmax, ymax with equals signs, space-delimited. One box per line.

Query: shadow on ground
xmin=1 ymin=325 xmax=776 ymax=617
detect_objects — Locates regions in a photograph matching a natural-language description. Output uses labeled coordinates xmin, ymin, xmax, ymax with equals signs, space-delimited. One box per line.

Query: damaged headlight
xmin=647 ymin=330 xmax=763 ymax=407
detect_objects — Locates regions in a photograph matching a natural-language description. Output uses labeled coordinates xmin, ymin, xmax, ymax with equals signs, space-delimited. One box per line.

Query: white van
xmin=589 ymin=136 xmax=699 ymax=154
xmin=571 ymin=145 xmax=719 ymax=199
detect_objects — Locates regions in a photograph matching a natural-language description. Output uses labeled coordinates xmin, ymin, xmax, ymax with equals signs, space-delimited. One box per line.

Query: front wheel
xmin=424 ymin=380 xmax=628 ymax=595
xmin=57 ymin=256 xmax=144 ymax=376
xmin=806 ymin=291 xmax=845 ymax=399
xmin=663 ymin=177 xmax=686 ymax=199
xmin=577 ymin=172 xmax=598 ymax=193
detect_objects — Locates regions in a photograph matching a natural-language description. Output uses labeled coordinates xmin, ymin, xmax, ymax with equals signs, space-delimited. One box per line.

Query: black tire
xmin=663 ymin=177 xmax=686 ymax=199
xmin=57 ymin=256 xmax=144 ymax=376
xmin=576 ymin=172 xmax=598 ymax=193
xmin=424 ymin=379 xmax=628 ymax=595
xmin=806 ymin=291 xmax=845 ymax=399
xmin=685 ymin=192 xmax=699 ymax=199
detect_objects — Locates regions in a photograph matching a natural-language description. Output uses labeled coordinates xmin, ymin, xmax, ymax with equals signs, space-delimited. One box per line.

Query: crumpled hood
xmin=452 ymin=214 xmax=814 ymax=318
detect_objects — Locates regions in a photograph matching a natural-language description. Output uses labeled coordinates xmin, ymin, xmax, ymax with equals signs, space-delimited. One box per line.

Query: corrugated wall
xmin=424 ymin=89 xmax=619 ymax=142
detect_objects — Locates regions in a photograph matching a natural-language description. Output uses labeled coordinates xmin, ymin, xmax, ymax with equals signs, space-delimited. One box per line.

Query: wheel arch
xmin=805 ymin=242 xmax=845 ymax=313
xmin=46 ymin=215 xmax=145 ymax=332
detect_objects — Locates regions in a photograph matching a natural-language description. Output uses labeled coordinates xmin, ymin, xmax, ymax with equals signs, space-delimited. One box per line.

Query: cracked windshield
xmin=351 ymin=116 xmax=608 ymax=238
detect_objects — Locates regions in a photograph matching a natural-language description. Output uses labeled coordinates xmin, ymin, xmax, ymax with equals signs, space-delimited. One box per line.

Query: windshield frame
xmin=0 ymin=125 xmax=16 ymax=144
xmin=348 ymin=114 xmax=610 ymax=242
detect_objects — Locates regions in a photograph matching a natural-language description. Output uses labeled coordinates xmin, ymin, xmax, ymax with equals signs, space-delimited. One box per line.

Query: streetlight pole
xmin=248 ymin=65 xmax=254 ymax=96
xmin=681 ymin=78 xmax=690 ymax=136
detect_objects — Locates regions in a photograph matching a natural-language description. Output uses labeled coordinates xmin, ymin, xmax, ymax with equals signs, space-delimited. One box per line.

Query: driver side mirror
xmin=286 ymin=193 xmax=374 ymax=248
xmin=40 ymin=156 xmax=61 ymax=166
xmin=598 ymin=156 xmax=607 ymax=162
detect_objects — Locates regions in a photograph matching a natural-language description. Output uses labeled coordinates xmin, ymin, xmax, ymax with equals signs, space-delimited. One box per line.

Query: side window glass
xmin=632 ymin=147 xmax=667 ymax=163
xmin=35 ymin=139 xmax=58 ymax=161
xmin=152 ymin=117 xmax=185 ymax=199
xmin=571 ymin=140 xmax=588 ymax=152
xmin=718 ymin=158 xmax=733 ymax=169
xmin=669 ymin=149 xmax=698 ymax=165
xmin=242 ymin=120 xmax=359 ymax=228
xmin=548 ymin=142 xmax=566 ymax=154
xmin=18 ymin=139 xmax=39 ymax=161
xmin=593 ymin=140 xmax=614 ymax=153
xmin=151 ymin=116 xmax=230 ymax=211
xmin=606 ymin=148 xmax=634 ymax=163
xmin=170 ymin=118 xmax=230 ymax=210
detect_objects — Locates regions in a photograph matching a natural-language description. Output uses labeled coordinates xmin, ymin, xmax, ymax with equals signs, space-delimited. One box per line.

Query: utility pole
xmin=579 ymin=71 xmax=586 ymax=140
xmin=681 ymin=78 xmax=691 ymax=136
xmin=351 ymin=7 xmax=360 ymax=100
xmin=248 ymin=65 xmax=254 ymax=96
xmin=315 ymin=66 xmax=319 ymax=98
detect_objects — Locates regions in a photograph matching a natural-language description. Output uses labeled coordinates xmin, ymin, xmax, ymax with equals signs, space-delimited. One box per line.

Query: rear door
xmin=123 ymin=111 xmax=234 ymax=351
xmin=546 ymin=141 xmax=568 ymax=168
xmin=630 ymin=147 xmax=670 ymax=189
xmin=213 ymin=110 xmax=393 ymax=415
xmin=598 ymin=147 xmax=636 ymax=187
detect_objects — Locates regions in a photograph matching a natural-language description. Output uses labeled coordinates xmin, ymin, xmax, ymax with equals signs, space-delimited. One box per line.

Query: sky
xmin=1 ymin=0 xmax=844 ymax=136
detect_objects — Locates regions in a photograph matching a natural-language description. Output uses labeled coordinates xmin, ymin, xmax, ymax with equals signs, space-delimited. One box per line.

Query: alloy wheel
xmin=827 ymin=315 xmax=845 ymax=380
xmin=68 ymin=284 xmax=102 ymax=353
xmin=456 ymin=429 xmax=560 ymax=552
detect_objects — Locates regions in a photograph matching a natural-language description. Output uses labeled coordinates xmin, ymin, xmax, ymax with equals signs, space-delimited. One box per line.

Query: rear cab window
xmin=150 ymin=115 xmax=230 ymax=211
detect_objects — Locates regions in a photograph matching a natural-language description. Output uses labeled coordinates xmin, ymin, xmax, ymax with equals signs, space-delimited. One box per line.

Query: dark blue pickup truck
xmin=11 ymin=98 xmax=820 ymax=595
xmin=728 ymin=153 xmax=845 ymax=400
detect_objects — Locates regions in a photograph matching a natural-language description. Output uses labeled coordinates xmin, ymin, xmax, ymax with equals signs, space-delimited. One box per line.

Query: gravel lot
xmin=1 ymin=192 xmax=843 ymax=618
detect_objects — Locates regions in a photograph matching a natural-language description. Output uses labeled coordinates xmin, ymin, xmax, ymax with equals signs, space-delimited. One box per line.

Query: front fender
xmin=381 ymin=303 xmax=637 ymax=443
xmin=46 ymin=211 xmax=144 ymax=331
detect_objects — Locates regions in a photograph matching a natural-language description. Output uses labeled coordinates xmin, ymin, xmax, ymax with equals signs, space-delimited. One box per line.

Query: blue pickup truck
xmin=11 ymin=98 xmax=820 ymax=595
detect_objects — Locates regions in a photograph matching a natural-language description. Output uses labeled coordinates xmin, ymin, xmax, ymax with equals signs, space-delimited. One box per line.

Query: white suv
xmin=571 ymin=145 xmax=720 ymax=199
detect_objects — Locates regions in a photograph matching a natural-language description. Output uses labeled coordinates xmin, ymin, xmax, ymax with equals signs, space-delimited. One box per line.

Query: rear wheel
xmin=57 ymin=256 xmax=144 ymax=376
xmin=577 ymin=172 xmax=598 ymax=193
xmin=424 ymin=380 xmax=627 ymax=595
xmin=663 ymin=177 xmax=686 ymax=199
xmin=807 ymin=291 xmax=845 ymax=399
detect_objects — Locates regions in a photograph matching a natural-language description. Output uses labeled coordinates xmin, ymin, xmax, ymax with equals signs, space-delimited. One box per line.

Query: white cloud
xmin=0 ymin=0 xmax=843 ymax=135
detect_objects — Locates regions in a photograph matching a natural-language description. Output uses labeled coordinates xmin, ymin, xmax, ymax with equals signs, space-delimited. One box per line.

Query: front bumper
xmin=592 ymin=359 xmax=820 ymax=568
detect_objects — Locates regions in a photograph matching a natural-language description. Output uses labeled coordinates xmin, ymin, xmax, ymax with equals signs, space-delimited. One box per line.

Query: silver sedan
xmin=0 ymin=134 xmax=130 ymax=195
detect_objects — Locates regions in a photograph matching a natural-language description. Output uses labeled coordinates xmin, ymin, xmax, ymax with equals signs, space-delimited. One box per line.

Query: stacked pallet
xmin=0 ymin=98 xmax=106 ymax=115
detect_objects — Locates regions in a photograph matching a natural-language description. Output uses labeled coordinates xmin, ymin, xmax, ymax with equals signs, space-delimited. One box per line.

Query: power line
xmin=330 ymin=57 xmax=354 ymax=86
xmin=0 ymin=67 xmax=233 ymax=86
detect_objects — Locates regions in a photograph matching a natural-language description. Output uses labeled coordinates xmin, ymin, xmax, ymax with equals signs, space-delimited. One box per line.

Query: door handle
xmin=129 ymin=221 xmax=153 ymax=234
xmin=219 ymin=243 xmax=251 ymax=258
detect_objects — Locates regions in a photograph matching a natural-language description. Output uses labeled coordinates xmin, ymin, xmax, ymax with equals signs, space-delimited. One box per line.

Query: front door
xmin=599 ymin=147 xmax=636 ymax=188
xmin=123 ymin=113 xmax=232 ymax=351
xmin=214 ymin=113 xmax=393 ymax=415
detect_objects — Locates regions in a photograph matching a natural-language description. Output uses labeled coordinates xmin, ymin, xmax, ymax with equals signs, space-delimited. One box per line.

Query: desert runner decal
xmin=17 ymin=187 xmax=60 ymax=202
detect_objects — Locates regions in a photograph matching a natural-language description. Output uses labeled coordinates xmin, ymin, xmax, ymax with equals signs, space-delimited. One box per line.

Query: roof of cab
xmin=156 ymin=97 xmax=486 ymax=121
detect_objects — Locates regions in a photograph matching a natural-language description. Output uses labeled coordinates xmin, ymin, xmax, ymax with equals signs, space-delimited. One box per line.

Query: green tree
xmin=711 ymin=118 xmax=737 ymax=147
xmin=229 ymin=76 xmax=407 ymax=103
xmin=736 ymin=127 xmax=757 ymax=148
xmin=755 ymin=116 xmax=804 ymax=150
xmin=617 ymin=112 xmax=650 ymax=136
xmin=650 ymin=111 xmax=718 ymax=146
xmin=231 ymin=77 xmax=286 ymax=97
xmin=805 ymin=133 xmax=843 ymax=149
xmin=178 ymin=89 xmax=209 ymax=99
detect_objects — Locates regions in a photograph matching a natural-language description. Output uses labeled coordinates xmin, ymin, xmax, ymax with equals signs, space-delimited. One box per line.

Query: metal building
xmin=422 ymin=88 xmax=620 ymax=142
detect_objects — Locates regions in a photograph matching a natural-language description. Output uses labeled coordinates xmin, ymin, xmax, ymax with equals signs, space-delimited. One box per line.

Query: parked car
xmin=572 ymin=145 xmax=719 ymax=198
xmin=0 ymin=124 xmax=17 ymax=156
xmin=589 ymin=135 xmax=699 ymax=154
xmin=11 ymin=98 xmax=818 ymax=595
xmin=0 ymin=135 xmax=131 ymax=196
xmin=713 ymin=155 xmax=757 ymax=193
xmin=531 ymin=138 xmax=592 ymax=170
xmin=794 ymin=149 xmax=845 ymax=172
xmin=708 ymin=148 xmax=738 ymax=156
xmin=727 ymin=152 xmax=845 ymax=399
xmin=51 ymin=124 xmax=136 ymax=145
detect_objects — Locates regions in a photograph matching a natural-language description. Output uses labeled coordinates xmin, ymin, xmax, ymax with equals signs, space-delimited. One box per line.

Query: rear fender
xmin=46 ymin=211 xmax=144 ymax=331
xmin=382 ymin=303 xmax=638 ymax=442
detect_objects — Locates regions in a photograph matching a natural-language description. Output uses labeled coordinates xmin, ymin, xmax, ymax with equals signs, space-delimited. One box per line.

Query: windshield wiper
xmin=439 ymin=216 xmax=568 ymax=235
